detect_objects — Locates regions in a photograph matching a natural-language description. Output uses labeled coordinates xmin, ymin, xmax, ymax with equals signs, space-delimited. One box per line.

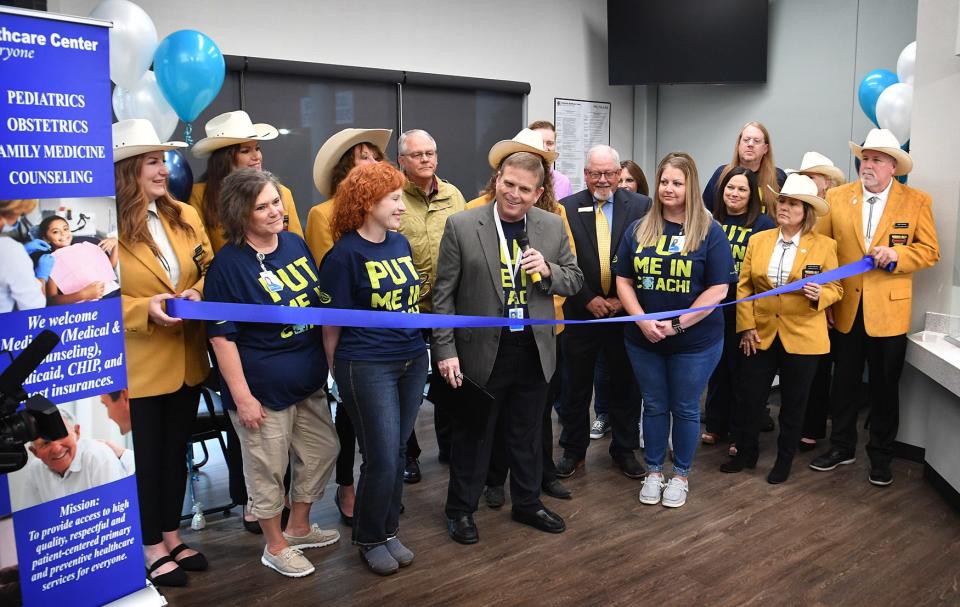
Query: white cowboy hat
xmin=488 ymin=128 xmax=559 ymax=169
xmin=191 ymin=111 xmax=279 ymax=158
xmin=849 ymin=128 xmax=912 ymax=176
xmin=312 ymin=128 xmax=392 ymax=197
xmin=786 ymin=151 xmax=846 ymax=186
xmin=113 ymin=119 xmax=187 ymax=163
xmin=767 ymin=173 xmax=830 ymax=216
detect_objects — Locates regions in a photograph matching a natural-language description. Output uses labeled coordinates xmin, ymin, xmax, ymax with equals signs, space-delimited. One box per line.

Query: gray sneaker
xmin=282 ymin=523 xmax=340 ymax=549
xmin=590 ymin=414 xmax=611 ymax=439
xmin=360 ymin=544 xmax=399 ymax=576
xmin=638 ymin=473 xmax=664 ymax=505
xmin=261 ymin=546 xmax=315 ymax=577
xmin=385 ymin=537 xmax=414 ymax=567
xmin=661 ymin=477 xmax=688 ymax=508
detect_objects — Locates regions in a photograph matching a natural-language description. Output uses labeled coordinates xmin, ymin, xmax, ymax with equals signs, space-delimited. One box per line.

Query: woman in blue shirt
xmin=702 ymin=167 xmax=775 ymax=449
xmin=616 ymin=153 xmax=736 ymax=509
xmin=205 ymin=169 xmax=340 ymax=578
xmin=319 ymin=161 xmax=427 ymax=576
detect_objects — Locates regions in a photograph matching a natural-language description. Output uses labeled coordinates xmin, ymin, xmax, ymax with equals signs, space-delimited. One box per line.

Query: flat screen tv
xmin=608 ymin=0 xmax=768 ymax=85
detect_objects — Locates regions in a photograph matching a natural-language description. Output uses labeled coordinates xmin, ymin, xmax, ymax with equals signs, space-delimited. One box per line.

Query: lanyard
xmin=493 ymin=204 xmax=525 ymax=291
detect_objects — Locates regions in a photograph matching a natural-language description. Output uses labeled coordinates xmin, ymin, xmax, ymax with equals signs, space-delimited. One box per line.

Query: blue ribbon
xmin=167 ymin=256 xmax=877 ymax=329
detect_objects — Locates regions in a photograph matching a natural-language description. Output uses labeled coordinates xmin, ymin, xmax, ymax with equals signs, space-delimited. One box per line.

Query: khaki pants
xmin=228 ymin=388 xmax=338 ymax=520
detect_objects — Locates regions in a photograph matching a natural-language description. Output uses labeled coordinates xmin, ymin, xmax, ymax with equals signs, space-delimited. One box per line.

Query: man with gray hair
xmin=556 ymin=144 xmax=651 ymax=479
xmin=396 ymin=129 xmax=466 ymax=482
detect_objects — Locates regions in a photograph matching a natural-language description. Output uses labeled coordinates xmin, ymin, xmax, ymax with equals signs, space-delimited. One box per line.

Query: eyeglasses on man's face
xmin=585 ymin=170 xmax=619 ymax=181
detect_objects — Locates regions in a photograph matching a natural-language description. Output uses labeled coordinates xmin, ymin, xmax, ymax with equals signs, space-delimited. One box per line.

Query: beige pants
xmin=228 ymin=388 xmax=339 ymax=520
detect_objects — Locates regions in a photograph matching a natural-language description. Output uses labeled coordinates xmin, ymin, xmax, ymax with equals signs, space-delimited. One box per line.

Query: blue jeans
xmin=624 ymin=339 xmax=723 ymax=476
xmin=334 ymin=352 xmax=428 ymax=546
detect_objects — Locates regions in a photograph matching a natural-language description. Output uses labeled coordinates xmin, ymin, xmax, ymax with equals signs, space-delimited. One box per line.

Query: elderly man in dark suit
xmin=433 ymin=151 xmax=583 ymax=544
xmin=556 ymin=145 xmax=651 ymax=479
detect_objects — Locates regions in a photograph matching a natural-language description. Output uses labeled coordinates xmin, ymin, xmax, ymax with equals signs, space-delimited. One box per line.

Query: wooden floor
xmin=164 ymin=400 xmax=960 ymax=607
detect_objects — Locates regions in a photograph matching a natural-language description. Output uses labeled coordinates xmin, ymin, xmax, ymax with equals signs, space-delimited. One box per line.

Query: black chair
xmin=182 ymin=368 xmax=237 ymax=522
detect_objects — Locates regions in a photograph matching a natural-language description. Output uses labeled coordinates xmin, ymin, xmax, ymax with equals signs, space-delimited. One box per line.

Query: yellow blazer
xmin=120 ymin=202 xmax=213 ymax=398
xmin=465 ymin=194 xmax=576 ymax=333
xmin=815 ymin=180 xmax=939 ymax=336
xmin=188 ymin=182 xmax=303 ymax=254
xmin=305 ymin=199 xmax=336 ymax=266
xmin=736 ymin=230 xmax=842 ymax=355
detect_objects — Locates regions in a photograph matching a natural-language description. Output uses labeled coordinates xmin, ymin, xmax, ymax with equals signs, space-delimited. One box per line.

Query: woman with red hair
xmin=319 ymin=162 xmax=427 ymax=576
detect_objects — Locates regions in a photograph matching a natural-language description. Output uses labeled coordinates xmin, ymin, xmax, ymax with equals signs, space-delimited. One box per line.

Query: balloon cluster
xmin=91 ymin=0 xmax=226 ymax=199
xmin=857 ymin=41 xmax=916 ymax=145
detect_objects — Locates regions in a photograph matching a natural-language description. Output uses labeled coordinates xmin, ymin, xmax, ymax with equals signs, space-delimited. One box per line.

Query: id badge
xmin=668 ymin=235 xmax=685 ymax=254
xmin=508 ymin=307 xmax=524 ymax=332
xmin=261 ymin=270 xmax=284 ymax=292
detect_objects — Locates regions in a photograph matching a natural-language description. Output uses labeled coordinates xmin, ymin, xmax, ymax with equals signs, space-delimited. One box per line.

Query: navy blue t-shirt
xmin=317 ymin=230 xmax=426 ymax=362
xmin=204 ymin=232 xmax=328 ymax=411
xmin=719 ymin=213 xmax=776 ymax=305
xmin=615 ymin=219 xmax=736 ymax=354
xmin=499 ymin=218 xmax=531 ymax=330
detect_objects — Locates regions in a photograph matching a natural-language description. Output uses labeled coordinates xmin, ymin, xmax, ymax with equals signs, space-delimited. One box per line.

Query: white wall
xmin=910 ymin=0 xmax=960 ymax=323
xmin=49 ymin=0 xmax=636 ymax=171
xmin=636 ymin=0 xmax=918 ymax=187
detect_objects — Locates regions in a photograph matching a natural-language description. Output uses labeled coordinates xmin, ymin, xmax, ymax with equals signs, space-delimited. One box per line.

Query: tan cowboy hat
xmin=767 ymin=173 xmax=830 ymax=216
xmin=849 ymin=128 xmax=912 ymax=176
xmin=191 ymin=111 xmax=279 ymax=158
xmin=113 ymin=119 xmax=187 ymax=163
xmin=787 ymin=151 xmax=846 ymax=186
xmin=488 ymin=128 xmax=559 ymax=169
xmin=312 ymin=128 xmax=392 ymax=197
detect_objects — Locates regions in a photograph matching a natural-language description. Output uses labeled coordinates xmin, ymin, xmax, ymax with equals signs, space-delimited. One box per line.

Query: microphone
xmin=0 ymin=330 xmax=60 ymax=402
xmin=516 ymin=230 xmax=547 ymax=292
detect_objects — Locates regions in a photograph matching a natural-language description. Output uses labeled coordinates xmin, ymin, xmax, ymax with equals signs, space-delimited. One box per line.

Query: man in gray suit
xmin=433 ymin=151 xmax=583 ymax=544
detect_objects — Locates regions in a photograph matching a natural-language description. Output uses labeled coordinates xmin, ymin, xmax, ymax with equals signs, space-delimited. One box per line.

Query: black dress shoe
xmin=335 ymin=486 xmax=353 ymax=526
xmin=511 ymin=507 xmax=566 ymax=534
xmin=720 ymin=450 xmax=758 ymax=473
xmin=483 ymin=485 xmax=505 ymax=509
xmin=403 ymin=457 xmax=421 ymax=484
xmin=541 ymin=479 xmax=572 ymax=499
xmin=241 ymin=504 xmax=262 ymax=534
xmin=868 ymin=462 xmax=893 ymax=486
xmin=766 ymin=457 xmax=793 ymax=484
xmin=146 ymin=555 xmax=187 ymax=587
xmin=446 ymin=514 xmax=479 ymax=544
xmin=809 ymin=449 xmax=856 ymax=471
xmin=555 ymin=453 xmax=584 ymax=478
xmin=612 ymin=453 xmax=646 ymax=479
xmin=169 ymin=543 xmax=208 ymax=571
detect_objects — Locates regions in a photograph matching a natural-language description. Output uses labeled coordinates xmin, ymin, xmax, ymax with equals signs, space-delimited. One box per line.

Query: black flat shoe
xmin=147 ymin=555 xmax=187 ymax=587
xmin=511 ymin=507 xmax=566 ymax=534
xmin=720 ymin=450 xmax=758 ymax=473
xmin=766 ymin=457 xmax=793 ymax=484
xmin=541 ymin=479 xmax=572 ymax=500
xmin=242 ymin=504 xmax=262 ymax=535
xmin=446 ymin=514 xmax=479 ymax=544
xmin=335 ymin=486 xmax=353 ymax=526
xmin=798 ymin=440 xmax=818 ymax=453
xmin=169 ymin=543 xmax=208 ymax=571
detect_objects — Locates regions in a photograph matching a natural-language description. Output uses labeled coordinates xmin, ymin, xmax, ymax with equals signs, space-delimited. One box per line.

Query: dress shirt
xmin=146 ymin=201 xmax=181 ymax=287
xmin=862 ymin=179 xmax=892 ymax=250
xmin=767 ymin=229 xmax=801 ymax=287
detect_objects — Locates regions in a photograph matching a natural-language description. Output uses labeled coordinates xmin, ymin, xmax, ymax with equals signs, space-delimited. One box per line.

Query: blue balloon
xmin=858 ymin=69 xmax=898 ymax=127
xmin=164 ymin=149 xmax=194 ymax=202
xmin=153 ymin=30 xmax=225 ymax=122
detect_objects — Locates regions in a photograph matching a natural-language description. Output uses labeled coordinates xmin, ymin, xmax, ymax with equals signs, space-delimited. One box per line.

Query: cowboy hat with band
xmin=312 ymin=128 xmax=392 ymax=198
xmin=488 ymin=128 xmax=559 ymax=169
xmin=113 ymin=119 xmax=187 ymax=163
xmin=191 ymin=111 xmax=279 ymax=159
xmin=849 ymin=128 xmax=913 ymax=176
xmin=786 ymin=151 xmax=846 ymax=186
xmin=767 ymin=173 xmax=830 ymax=216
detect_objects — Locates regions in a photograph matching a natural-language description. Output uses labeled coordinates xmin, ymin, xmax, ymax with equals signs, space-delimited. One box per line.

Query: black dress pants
xmin=445 ymin=331 xmax=547 ymax=517
xmin=802 ymin=333 xmax=835 ymax=440
xmin=733 ymin=337 xmax=819 ymax=462
xmin=828 ymin=304 xmax=907 ymax=465
xmin=704 ymin=314 xmax=740 ymax=437
xmin=558 ymin=323 xmax=639 ymax=459
xmin=130 ymin=383 xmax=200 ymax=545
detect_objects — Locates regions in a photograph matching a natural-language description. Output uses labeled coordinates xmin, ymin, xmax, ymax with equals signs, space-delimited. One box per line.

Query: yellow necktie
xmin=596 ymin=199 xmax=611 ymax=294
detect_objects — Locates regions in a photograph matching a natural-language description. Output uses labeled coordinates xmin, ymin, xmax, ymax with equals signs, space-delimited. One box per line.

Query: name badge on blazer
xmin=801 ymin=264 xmax=821 ymax=279
xmin=577 ymin=206 xmax=593 ymax=213
xmin=283 ymin=214 xmax=290 ymax=230
xmin=894 ymin=222 xmax=909 ymax=229
xmin=889 ymin=234 xmax=909 ymax=246
xmin=192 ymin=244 xmax=205 ymax=274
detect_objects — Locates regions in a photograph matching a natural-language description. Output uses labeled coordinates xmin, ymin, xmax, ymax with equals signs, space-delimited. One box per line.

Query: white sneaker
xmin=261 ymin=546 xmax=315 ymax=577
xmin=661 ymin=477 xmax=688 ymax=508
xmin=638 ymin=473 xmax=664 ymax=505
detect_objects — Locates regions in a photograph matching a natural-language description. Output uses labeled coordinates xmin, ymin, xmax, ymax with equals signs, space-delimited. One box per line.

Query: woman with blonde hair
xmin=113 ymin=119 xmax=213 ymax=586
xmin=702 ymin=121 xmax=786 ymax=215
xmin=616 ymin=153 xmax=735 ymax=508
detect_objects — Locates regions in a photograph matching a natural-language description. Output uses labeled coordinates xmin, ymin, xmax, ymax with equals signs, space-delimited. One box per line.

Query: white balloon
xmin=876 ymin=82 xmax=913 ymax=144
xmin=89 ymin=0 xmax=158 ymax=90
xmin=112 ymin=71 xmax=179 ymax=141
xmin=896 ymin=41 xmax=917 ymax=85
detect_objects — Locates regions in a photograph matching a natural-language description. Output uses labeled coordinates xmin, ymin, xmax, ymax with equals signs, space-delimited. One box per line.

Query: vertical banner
xmin=0 ymin=8 xmax=147 ymax=607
